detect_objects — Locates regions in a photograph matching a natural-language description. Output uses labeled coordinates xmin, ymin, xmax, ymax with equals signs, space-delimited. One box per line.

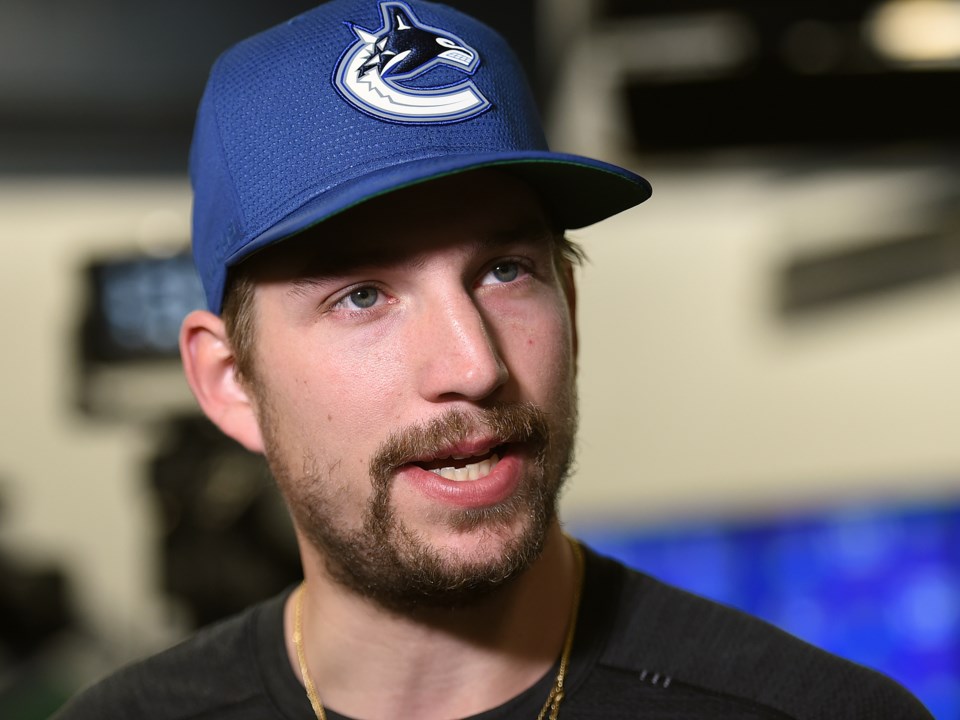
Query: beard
xmin=259 ymin=397 xmax=577 ymax=613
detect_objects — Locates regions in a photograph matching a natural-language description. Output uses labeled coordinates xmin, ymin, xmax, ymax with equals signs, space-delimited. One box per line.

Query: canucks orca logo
xmin=333 ymin=1 xmax=491 ymax=124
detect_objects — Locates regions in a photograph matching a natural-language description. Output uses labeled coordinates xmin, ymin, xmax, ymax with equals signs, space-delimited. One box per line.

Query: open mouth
xmin=413 ymin=446 xmax=505 ymax=482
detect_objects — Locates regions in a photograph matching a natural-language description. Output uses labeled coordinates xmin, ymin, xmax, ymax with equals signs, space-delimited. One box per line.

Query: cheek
xmin=273 ymin=338 xmax=409 ymax=445
xmin=503 ymin=301 xmax=576 ymax=397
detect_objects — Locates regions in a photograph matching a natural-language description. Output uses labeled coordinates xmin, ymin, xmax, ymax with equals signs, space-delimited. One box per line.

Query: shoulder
xmin=586 ymin=548 xmax=933 ymax=720
xmin=52 ymin=591 xmax=289 ymax=720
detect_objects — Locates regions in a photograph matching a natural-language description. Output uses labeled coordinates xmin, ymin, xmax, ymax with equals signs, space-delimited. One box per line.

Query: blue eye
xmin=345 ymin=287 xmax=379 ymax=309
xmin=490 ymin=261 xmax=520 ymax=283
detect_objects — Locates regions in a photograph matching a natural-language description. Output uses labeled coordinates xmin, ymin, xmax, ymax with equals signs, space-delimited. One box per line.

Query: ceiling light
xmin=867 ymin=0 xmax=960 ymax=65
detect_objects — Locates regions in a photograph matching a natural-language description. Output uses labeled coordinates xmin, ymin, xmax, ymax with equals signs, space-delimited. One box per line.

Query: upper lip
xmin=410 ymin=437 xmax=504 ymax=465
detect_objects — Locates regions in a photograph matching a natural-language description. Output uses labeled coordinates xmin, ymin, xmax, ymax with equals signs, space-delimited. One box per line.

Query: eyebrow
xmin=283 ymin=219 xmax=553 ymax=298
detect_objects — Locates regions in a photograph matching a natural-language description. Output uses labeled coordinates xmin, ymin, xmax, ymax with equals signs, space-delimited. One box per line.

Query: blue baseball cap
xmin=190 ymin=0 xmax=652 ymax=313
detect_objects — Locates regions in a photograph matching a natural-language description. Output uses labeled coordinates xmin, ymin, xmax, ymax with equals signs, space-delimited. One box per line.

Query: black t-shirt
xmin=53 ymin=546 xmax=934 ymax=719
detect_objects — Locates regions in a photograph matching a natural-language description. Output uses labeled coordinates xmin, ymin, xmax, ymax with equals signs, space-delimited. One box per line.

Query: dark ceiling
xmin=0 ymin=0 xmax=536 ymax=173
xmin=1 ymin=0 xmax=956 ymax=173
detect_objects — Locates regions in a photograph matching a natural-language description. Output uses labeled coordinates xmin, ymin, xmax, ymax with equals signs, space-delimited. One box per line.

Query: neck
xmin=284 ymin=523 xmax=577 ymax=720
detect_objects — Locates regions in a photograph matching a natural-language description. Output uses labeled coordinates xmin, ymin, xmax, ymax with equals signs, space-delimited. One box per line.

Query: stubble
xmin=260 ymin=399 xmax=577 ymax=613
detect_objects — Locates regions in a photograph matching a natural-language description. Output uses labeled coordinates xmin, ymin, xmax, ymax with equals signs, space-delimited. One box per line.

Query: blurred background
xmin=1 ymin=0 xmax=958 ymax=717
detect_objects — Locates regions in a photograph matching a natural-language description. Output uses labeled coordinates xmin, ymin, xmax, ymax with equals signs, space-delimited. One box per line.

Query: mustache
xmin=369 ymin=402 xmax=550 ymax=483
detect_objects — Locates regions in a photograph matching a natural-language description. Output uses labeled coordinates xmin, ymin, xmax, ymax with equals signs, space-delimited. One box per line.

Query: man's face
xmin=243 ymin=171 xmax=578 ymax=610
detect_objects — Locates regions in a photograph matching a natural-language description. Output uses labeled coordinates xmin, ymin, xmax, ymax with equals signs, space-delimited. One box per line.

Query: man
xmin=56 ymin=1 xmax=933 ymax=718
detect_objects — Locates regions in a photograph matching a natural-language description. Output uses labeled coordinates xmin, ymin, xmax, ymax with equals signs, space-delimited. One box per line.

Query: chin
xmin=313 ymin=500 xmax=555 ymax=613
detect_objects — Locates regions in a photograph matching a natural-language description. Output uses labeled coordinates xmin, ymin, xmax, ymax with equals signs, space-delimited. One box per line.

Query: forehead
xmin=247 ymin=169 xmax=555 ymax=277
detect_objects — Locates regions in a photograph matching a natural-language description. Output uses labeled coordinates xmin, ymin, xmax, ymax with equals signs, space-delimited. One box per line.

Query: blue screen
xmin=574 ymin=499 xmax=960 ymax=718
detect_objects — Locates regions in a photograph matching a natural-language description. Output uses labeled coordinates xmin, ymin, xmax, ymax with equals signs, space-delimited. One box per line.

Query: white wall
xmin=566 ymin=163 xmax=960 ymax=524
xmin=543 ymin=9 xmax=960 ymax=524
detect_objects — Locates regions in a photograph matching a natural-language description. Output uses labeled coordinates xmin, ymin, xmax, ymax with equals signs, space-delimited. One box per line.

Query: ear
xmin=179 ymin=310 xmax=265 ymax=453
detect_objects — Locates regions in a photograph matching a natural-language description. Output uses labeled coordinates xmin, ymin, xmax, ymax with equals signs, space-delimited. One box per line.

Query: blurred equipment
xmin=77 ymin=251 xmax=204 ymax=419
xmin=775 ymin=165 xmax=960 ymax=316
xmin=81 ymin=252 xmax=204 ymax=364
xmin=0 ymin=490 xmax=74 ymax=720
xmin=0 ymin=549 xmax=71 ymax=662
xmin=77 ymin=249 xmax=302 ymax=626
xmin=150 ymin=417 xmax=300 ymax=627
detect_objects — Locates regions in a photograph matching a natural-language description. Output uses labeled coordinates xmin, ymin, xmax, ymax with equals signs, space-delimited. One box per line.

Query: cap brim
xmin=226 ymin=151 xmax=652 ymax=268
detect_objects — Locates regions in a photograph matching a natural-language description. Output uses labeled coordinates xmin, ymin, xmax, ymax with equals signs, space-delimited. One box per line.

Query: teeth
xmin=431 ymin=453 xmax=500 ymax=482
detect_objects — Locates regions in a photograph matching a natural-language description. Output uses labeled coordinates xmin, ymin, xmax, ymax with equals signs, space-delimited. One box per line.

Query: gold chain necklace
xmin=293 ymin=537 xmax=585 ymax=720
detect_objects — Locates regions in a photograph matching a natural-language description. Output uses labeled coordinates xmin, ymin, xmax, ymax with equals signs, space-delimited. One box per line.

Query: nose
xmin=414 ymin=289 xmax=508 ymax=403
